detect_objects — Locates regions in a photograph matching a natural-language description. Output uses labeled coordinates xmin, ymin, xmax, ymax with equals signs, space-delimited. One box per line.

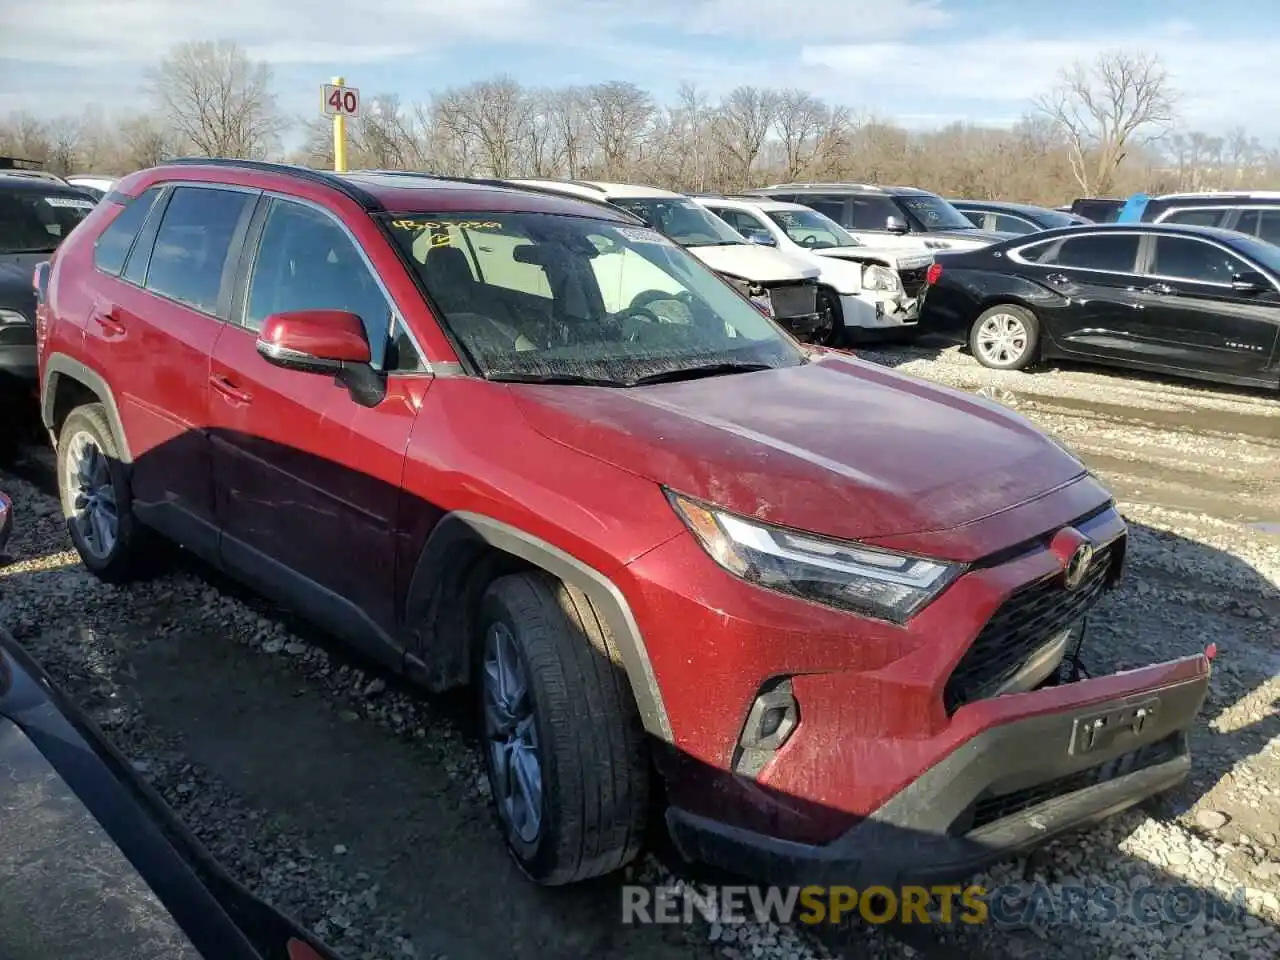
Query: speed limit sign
xmin=322 ymin=83 xmax=361 ymax=119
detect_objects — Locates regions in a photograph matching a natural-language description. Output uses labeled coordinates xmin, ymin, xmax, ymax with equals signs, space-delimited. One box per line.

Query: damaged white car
xmin=694 ymin=195 xmax=932 ymax=345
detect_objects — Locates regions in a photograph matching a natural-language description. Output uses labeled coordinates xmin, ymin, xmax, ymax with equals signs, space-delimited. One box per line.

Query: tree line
xmin=4 ymin=40 xmax=1279 ymax=206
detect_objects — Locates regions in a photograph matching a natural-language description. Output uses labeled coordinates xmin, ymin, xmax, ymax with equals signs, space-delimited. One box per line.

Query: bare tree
xmin=1034 ymin=50 xmax=1176 ymax=196
xmin=545 ymin=86 xmax=591 ymax=179
xmin=583 ymin=81 xmax=655 ymax=179
xmin=712 ymin=87 xmax=779 ymax=187
xmin=147 ymin=40 xmax=282 ymax=159
xmin=433 ymin=76 xmax=533 ymax=177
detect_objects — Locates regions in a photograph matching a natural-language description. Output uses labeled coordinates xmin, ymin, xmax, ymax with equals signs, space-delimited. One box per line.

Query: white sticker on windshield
xmin=44 ymin=196 xmax=95 ymax=209
xmin=616 ymin=226 xmax=670 ymax=245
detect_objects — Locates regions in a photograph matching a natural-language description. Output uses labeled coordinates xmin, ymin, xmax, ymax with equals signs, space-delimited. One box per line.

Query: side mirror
xmin=32 ymin=261 xmax=50 ymax=303
xmin=745 ymin=230 xmax=776 ymax=247
xmin=885 ymin=216 xmax=910 ymax=235
xmin=256 ymin=310 xmax=371 ymax=373
xmin=1231 ymin=270 xmax=1269 ymax=293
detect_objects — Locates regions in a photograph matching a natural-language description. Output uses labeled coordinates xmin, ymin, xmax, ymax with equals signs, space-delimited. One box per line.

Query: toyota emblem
xmin=1064 ymin=541 xmax=1095 ymax=590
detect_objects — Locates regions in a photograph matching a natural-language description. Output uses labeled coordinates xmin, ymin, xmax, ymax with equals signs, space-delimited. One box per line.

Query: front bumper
xmin=0 ymin=318 xmax=37 ymax=384
xmin=839 ymin=292 xmax=919 ymax=331
xmin=668 ymin=653 xmax=1209 ymax=887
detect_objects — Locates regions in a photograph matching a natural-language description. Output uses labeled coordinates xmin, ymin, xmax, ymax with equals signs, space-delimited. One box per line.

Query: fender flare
xmin=41 ymin=353 xmax=133 ymax=462
xmin=404 ymin=511 xmax=673 ymax=742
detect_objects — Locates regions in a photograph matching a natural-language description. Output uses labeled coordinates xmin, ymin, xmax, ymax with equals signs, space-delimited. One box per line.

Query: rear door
xmin=1136 ymin=233 xmax=1280 ymax=377
xmin=209 ymin=195 xmax=427 ymax=657
xmin=1009 ymin=231 xmax=1145 ymax=359
xmin=92 ymin=183 xmax=258 ymax=555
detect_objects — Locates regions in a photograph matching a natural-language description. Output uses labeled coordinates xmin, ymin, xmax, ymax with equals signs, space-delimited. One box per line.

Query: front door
xmin=1136 ymin=233 xmax=1280 ymax=377
xmin=208 ymin=196 xmax=429 ymax=664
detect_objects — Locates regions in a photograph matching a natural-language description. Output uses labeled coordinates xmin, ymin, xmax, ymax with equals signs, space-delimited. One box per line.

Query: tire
xmin=969 ymin=304 xmax=1040 ymax=371
xmin=476 ymin=572 xmax=649 ymax=885
xmin=815 ymin=289 xmax=844 ymax=347
xmin=55 ymin=403 xmax=153 ymax=583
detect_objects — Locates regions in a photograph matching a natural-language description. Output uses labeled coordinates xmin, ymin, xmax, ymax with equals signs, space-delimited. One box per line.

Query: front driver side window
xmin=245 ymin=199 xmax=421 ymax=371
xmin=1150 ymin=236 xmax=1251 ymax=286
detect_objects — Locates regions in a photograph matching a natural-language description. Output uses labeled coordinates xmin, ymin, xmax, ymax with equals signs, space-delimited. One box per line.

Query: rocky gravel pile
xmin=1 ymin=344 xmax=1277 ymax=960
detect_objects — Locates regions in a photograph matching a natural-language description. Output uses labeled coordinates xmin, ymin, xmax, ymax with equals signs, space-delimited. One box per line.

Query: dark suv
xmin=36 ymin=160 xmax=1210 ymax=888
xmin=745 ymin=183 xmax=1015 ymax=250
xmin=1118 ymin=191 xmax=1280 ymax=244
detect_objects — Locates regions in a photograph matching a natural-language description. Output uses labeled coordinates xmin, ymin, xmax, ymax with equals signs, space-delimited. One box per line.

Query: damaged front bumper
xmin=840 ymin=292 xmax=919 ymax=331
xmin=667 ymin=652 xmax=1211 ymax=888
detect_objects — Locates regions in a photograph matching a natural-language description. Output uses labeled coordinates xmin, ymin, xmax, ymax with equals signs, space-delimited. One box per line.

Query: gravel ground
xmin=1 ymin=340 xmax=1277 ymax=960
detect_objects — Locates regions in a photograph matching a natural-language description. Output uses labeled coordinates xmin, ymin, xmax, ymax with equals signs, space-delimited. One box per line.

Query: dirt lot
xmin=1 ymin=339 xmax=1278 ymax=960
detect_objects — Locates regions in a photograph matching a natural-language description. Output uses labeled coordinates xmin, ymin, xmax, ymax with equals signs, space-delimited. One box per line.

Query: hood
xmin=508 ymin=353 xmax=1086 ymax=550
xmin=813 ymin=246 xmax=933 ymax=270
xmin=688 ymin=243 xmax=820 ymax=283
xmin=924 ymin=228 xmax=1016 ymax=249
xmin=0 ymin=252 xmax=48 ymax=317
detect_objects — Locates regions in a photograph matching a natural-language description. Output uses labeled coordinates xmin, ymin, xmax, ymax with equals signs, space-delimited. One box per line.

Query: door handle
xmin=1045 ymin=273 xmax=1071 ymax=285
xmin=92 ymin=307 xmax=126 ymax=337
xmin=210 ymin=374 xmax=253 ymax=404
xmin=1144 ymin=282 xmax=1176 ymax=296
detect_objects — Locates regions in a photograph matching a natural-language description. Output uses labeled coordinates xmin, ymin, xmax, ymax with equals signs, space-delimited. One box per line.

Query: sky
xmin=1 ymin=0 xmax=1276 ymax=141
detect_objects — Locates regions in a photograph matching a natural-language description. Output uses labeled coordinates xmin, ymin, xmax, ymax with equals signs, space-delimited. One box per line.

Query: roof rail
xmin=341 ymin=169 xmax=646 ymax=224
xmin=765 ymin=182 xmax=881 ymax=191
xmin=163 ymin=157 xmax=384 ymax=211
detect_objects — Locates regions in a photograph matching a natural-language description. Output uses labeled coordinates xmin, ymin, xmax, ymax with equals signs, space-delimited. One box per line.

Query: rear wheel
xmin=56 ymin=404 xmax=153 ymax=582
xmin=477 ymin=572 xmax=649 ymax=884
xmin=969 ymin=304 xmax=1040 ymax=370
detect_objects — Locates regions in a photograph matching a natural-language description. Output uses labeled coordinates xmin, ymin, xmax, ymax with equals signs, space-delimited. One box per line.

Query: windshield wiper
xmin=627 ymin=362 xmax=774 ymax=386
xmin=486 ymin=371 xmax=623 ymax=387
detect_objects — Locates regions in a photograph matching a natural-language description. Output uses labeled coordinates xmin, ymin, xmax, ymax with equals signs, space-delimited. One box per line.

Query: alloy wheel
xmin=482 ymin=621 xmax=543 ymax=844
xmin=63 ymin=430 xmax=119 ymax=560
xmin=975 ymin=312 xmax=1029 ymax=366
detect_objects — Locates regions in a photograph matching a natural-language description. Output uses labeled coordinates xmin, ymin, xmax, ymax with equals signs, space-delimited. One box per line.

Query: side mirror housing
xmin=1231 ymin=270 xmax=1269 ymax=293
xmin=885 ymin=216 xmax=910 ymax=235
xmin=256 ymin=310 xmax=371 ymax=374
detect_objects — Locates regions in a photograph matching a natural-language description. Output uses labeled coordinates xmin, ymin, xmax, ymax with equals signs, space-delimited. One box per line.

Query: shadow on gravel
xmin=1 ymin=425 xmax=1278 ymax=960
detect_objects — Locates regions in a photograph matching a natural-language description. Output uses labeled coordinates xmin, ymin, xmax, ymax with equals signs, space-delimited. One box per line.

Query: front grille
xmin=960 ymin=733 xmax=1182 ymax=833
xmin=944 ymin=542 xmax=1118 ymax=713
xmin=765 ymin=281 xmax=818 ymax=319
xmin=898 ymin=265 xmax=929 ymax=297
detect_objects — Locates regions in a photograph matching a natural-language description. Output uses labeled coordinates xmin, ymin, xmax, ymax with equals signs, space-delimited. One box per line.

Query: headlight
xmin=667 ymin=491 xmax=963 ymax=623
xmin=861 ymin=264 xmax=901 ymax=293
xmin=0 ymin=309 xmax=30 ymax=327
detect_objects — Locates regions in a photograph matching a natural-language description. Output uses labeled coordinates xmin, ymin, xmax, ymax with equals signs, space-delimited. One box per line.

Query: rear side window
xmin=1161 ymin=208 xmax=1227 ymax=228
xmin=992 ymin=213 xmax=1036 ymax=235
xmin=1036 ymin=234 xmax=1140 ymax=273
xmin=94 ymin=188 xmax=162 ymax=276
xmin=145 ymin=187 xmax=253 ymax=314
xmin=1234 ymin=209 xmax=1280 ymax=245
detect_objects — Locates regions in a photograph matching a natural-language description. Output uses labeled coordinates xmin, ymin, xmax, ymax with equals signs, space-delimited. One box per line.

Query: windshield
xmin=896 ymin=195 xmax=977 ymax=232
xmin=765 ymin=209 xmax=859 ymax=249
xmin=381 ymin=211 xmax=804 ymax=385
xmin=0 ymin=185 xmax=95 ymax=254
xmin=608 ymin=197 xmax=746 ymax=247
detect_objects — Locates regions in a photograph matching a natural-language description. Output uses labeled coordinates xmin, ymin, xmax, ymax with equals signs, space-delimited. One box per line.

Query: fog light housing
xmin=733 ymin=677 xmax=799 ymax=777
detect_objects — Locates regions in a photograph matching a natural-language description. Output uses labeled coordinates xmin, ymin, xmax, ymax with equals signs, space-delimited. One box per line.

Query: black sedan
xmin=918 ymin=222 xmax=1280 ymax=389
xmin=948 ymin=199 xmax=1089 ymax=235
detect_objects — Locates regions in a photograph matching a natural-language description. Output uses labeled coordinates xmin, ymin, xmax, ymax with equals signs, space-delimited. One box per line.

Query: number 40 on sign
xmin=322 ymin=84 xmax=360 ymax=119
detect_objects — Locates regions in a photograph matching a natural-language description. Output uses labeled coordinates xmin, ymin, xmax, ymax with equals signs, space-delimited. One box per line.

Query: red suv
xmin=36 ymin=160 xmax=1210 ymax=887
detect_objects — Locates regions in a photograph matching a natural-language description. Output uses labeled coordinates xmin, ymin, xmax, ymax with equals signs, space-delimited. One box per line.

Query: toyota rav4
xmin=35 ymin=160 xmax=1210 ymax=888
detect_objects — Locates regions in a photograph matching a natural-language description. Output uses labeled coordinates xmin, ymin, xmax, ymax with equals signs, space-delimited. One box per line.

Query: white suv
xmin=693 ymin=196 xmax=932 ymax=343
xmin=503 ymin=179 xmax=828 ymax=340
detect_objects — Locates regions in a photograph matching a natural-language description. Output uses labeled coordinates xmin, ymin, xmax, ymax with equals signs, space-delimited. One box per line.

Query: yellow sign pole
xmin=332 ymin=76 xmax=347 ymax=173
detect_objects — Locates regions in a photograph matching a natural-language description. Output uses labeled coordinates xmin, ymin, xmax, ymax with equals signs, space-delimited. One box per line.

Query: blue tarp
xmin=1115 ymin=193 xmax=1150 ymax=222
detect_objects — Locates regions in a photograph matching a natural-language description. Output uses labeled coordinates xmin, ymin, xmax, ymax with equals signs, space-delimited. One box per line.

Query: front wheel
xmin=969 ymin=304 xmax=1040 ymax=371
xmin=477 ymin=572 xmax=649 ymax=885
xmin=815 ymin=289 xmax=844 ymax=347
